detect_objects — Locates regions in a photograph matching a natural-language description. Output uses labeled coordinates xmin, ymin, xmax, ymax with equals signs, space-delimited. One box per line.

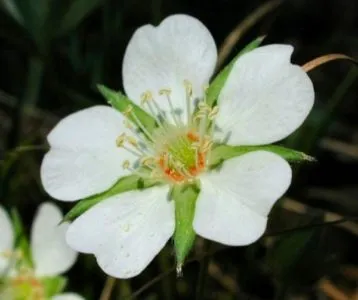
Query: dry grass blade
xmin=99 ymin=276 xmax=116 ymax=300
xmin=302 ymin=54 xmax=357 ymax=72
xmin=318 ymin=278 xmax=351 ymax=300
xmin=216 ymin=0 xmax=282 ymax=70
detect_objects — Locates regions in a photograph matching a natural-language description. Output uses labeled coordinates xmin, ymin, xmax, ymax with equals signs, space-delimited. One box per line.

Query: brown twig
xmin=216 ymin=0 xmax=282 ymax=71
xmin=302 ymin=54 xmax=357 ymax=72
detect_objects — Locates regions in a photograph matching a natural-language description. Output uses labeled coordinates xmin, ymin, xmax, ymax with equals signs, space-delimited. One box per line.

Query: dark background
xmin=1 ymin=0 xmax=358 ymax=299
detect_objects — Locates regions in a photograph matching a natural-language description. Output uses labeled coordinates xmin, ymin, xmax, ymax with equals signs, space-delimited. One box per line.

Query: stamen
xmin=159 ymin=88 xmax=181 ymax=126
xmin=124 ymin=105 xmax=154 ymax=142
xmin=141 ymin=91 xmax=166 ymax=128
xmin=122 ymin=159 xmax=154 ymax=179
xmin=116 ymin=133 xmax=127 ymax=147
xmin=124 ymin=120 xmax=154 ymax=155
xmin=184 ymin=80 xmax=193 ymax=126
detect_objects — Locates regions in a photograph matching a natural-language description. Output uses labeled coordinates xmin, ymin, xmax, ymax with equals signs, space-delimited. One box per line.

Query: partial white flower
xmin=0 ymin=203 xmax=81 ymax=300
xmin=41 ymin=14 xmax=314 ymax=278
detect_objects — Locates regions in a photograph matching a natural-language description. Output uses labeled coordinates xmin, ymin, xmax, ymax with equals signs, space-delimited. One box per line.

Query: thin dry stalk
xmin=216 ymin=0 xmax=281 ymax=71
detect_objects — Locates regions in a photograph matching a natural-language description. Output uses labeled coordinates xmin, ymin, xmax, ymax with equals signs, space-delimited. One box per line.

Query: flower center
xmin=155 ymin=128 xmax=206 ymax=183
xmin=116 ymin=81 xmax=218 ymax=185
xmin=10 ymin=272 xmax=45 ymax=300
xmin=0 ymin=250 xmax=45 ymax=300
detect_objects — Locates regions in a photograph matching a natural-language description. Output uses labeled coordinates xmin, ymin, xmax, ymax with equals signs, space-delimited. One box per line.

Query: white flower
xmin=0 ymin=203 xmax=82 ymax=300
xmin=40 ymin=15 xmax=314 ymax=278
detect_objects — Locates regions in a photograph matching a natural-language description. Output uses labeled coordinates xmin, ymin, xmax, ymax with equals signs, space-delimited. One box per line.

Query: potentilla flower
xmin=41 ymin=14 xmax=314 ymax=278
xmin=0 ymin=203 xmax=82 ymax=300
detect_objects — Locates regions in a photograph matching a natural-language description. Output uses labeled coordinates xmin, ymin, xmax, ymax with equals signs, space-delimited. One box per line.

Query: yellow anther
xmin=124 ymin=105 xmax=133 ymax=116
xmin=140 ymin=91 xmax=153 ymax=102
xmin=201 ymin=140 xmax=213 ymax=152
xmin=159 ymin=88 xmax=171 ymax=96
xmin=191 ymin=142 xmax=201 ymax=149
xmin=141 ymin=157 xmax=156 ymax=166
xmin=197 ymin=102 xmax=211 ymax=112
xmin=208 ymin=106 xmax=219 ymax=119
xmin=193 ymin=112 xmax=207 ymax=121
xmin=202 ymin=84 xmax=209 ymax=93
xmin=116 ymin=133 xmax=127 ymax=147
xmin=184 ymin=80 xmax=193 ymax=96
xmin=122 ymin=160 xmax=131 ymax=169
xmin=126 ymin=136 xmax=138 ymax=146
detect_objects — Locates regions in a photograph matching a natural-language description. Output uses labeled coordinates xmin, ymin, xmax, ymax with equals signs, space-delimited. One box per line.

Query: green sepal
xmin=41 ymin=276 xmax=67 ymax=298
xmin=206 ymin=36 xmax=265 ymax=107
xmin=10 ymin=209 xmax=33 ymax=268
xmin=97 ymin=84 xmax=157 ymax=135
xmin=172 ymin=183 xmax=200 ymax=273
xmin=210 ymin=144 xmax=316 ymax=167
xmin=63 ymin=175 xmax=160 ymax=222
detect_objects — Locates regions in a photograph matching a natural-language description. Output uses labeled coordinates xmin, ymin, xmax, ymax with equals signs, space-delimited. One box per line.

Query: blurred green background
xmin=1 ymin=0 xmax=358 ymax=299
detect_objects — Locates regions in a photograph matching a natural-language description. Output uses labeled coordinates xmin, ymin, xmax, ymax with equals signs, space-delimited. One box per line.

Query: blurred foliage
xmin=1 ymin=0 xmax=358 ymax=299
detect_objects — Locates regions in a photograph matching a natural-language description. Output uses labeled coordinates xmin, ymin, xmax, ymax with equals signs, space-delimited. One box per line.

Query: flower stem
xmin=99 ymin=276 xmax=116 ymax=300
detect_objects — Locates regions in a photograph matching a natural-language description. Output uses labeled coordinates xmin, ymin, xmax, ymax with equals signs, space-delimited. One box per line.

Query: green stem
xmin=195 ymin=240 xmax=211 ymax=300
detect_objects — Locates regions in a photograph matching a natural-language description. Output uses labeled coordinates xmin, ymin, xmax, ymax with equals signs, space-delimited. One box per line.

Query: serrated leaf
xmin=10 ymin=209 xmax=32 ymax=268
xmin=42 ymin=276 xmax=67 ymax=298
xmin=57 ymin=0 xmax=104 ymax=36
xmin=172 ymin=183 xmax=200 ymax=272
xmin=63 ymin=175 xmax=160 ymax=222
xmin=97 ymin=84 xmax=157 ymax=136
xmin=206 ymin=36 xmax=264 ymax=107
xmin=209 ymin=144 xmax=316 ymax=167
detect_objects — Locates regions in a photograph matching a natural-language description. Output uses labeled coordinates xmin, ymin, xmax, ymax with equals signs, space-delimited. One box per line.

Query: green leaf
xmin=57 ymin=0 xmax=104 ymax=36
xmin=209 ymin=144 xmax=316 ymax=167
xmin=97 ymin=84 xmax=157 ymax=136
xmin=63 ymin=175 xmax=160 ymax=222
xmin=172 ymin=183 xmax=200 ymax=273
xmin=42 ymin=276 xmax=67 ymax=298
xmin=10 ymin=209 xmax=32 ymax=268
xmin=206 ymin=36 xmax=264 ymax=107
xmin=0 ymin=0 xmax=24 ymax=25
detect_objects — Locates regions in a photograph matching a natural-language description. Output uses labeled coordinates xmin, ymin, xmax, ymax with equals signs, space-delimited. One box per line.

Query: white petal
xmin=66 ymin=186 xmax=174 ymax=278
xmin=31 ymin=203 xmax=78 ymax=277
xmin=194 ymin=151 xmax=292 ymax=245
xmin=0 ymin=205 xmax=14 ymax=273
xmin=52 ymin=293 xmax=85 ymax=300
xmin=123 ymin=14 xmax=217 ymax=124
xmin=41 ymin=105 xmax=135 ymax=201
xmin=216 ymin=44 xmax=314 ymax=145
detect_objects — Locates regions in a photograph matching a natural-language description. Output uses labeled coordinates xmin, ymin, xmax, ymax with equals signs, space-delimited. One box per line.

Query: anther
xmin=208 ymin=106 xmax=219 ymax=119
xmin=141 ymin=90 xmax=153 ymax=102
xmin=122 ymin=160 xmax=131 ymax=169
xmin=140 ymin=157 xmax=156 ymax=167
xmin=126 ymin=136 xmax=138 ymax=146
xmin=124 ymin=105 xmax=133 ymax=116
xmin=183 ymin=80 xmax=193 ymax=96
xmin=159 ymin=88 xmax=171 ymax=96
xmin=116 ymin=133 xmax=127 ymax=147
